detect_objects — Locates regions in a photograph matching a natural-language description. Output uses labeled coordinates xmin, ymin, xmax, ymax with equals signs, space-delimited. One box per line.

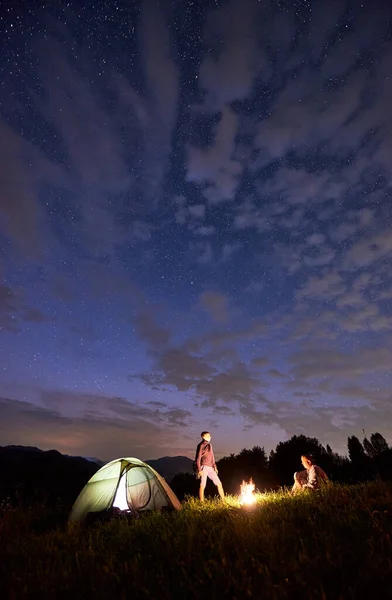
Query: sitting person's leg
xmin=292 ymin=469 xmax=308 ymax=493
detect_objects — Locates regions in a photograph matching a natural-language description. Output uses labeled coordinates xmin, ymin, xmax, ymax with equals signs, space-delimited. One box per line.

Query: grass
xmin=1 ymin=482 xmax=392 ymax=599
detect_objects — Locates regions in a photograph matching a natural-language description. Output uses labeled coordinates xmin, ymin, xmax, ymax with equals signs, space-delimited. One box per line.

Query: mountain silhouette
xmin=145 ymin=456 xmax=194 ymax=481
xmin=0 ymin=446 xmax=193 ymax=509
xmin=0 ymin=445 xmax=100 ymax=510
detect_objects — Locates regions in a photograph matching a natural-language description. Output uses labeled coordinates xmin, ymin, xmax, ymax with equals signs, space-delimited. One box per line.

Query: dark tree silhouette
xmin=362 ymin=432 xmax=392 ymax=481
xmin=268 ymin=435 xmax=330 ymax=487
xmin=347 ymin=436 xmax=367 ymax=463
xmin=347 ymin=436 xmax=371 ymax=481
xmin=217 ymin=446 xmax=275 ymax=494
xmin=170 ymin=472 xmax=199 ymax=500
xmin=363 ymin=436 xmax=376 ymax=458
xmin=370 ymin=433 xmax=389 ymax=456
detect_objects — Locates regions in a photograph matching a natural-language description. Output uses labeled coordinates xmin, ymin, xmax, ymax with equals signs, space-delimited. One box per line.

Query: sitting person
xmin=292 ymin=453 xmax=329 ymax=493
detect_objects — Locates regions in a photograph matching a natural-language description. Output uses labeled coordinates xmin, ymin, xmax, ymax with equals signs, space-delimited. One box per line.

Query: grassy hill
xmin=1 ymin=482 xmax=392 ymax=599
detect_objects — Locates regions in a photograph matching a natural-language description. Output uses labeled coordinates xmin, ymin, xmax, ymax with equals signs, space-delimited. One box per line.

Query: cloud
xmin=328 ymin=208 xmax=374 ymax=243
xmin=251 ymin=357 xmax=269 ymax=368
xmin=289 ymin=346 xmax=392 ymax=381
xmin=208 ymin=329 xmax=267 ymax=354
xmin=221 ymin=242 xmax=242 ymax=261
xmin=212 ymin=405 xmax=236 ymax=416
xmin=2 ymin=5 xmax=178 ymax=269
xmin=307 ymin=233 xmax=327 ymax=246
xmin=253 ymin=7 xmax=392 ymax=179
xmin=41 ymin=390 xmax=193 ymax=429
xmin=232 ymin=7 xmax=392 ymax=295
xmin=194 ymin=226 xmax=215 ymax=237
xmin=268 ymin=368 xmax=288 ymax=379
xmin=188 ymin=237 xmax=243 ymax=265
xmin=189 ymin=239 xmax=214 ymax=264
xmin=186 ymin=107 xmax=243 ymax=205
xmin=141 ymin=347 xmax=216 ymax=393
xmin=198 ymin=291 xmax=232 ymax=324
xmin=133 ymin=308 xmax=172 ymax=349
xmin=261 ymin=168 xmax=346 ymax=207
xmin=343 ymin=228 xmax=392 ymax=269
xmin=253 ymin=69 xmax=366 ymax=166
xmin=37 ymin=44 xmax=130 ymax=192
xmin=132 ymin=303 xmax=271 ymax=417
xmin=198 ymin=0 xmax=263 ymax=111
xmin=0 ymin=283 xmax=52 ymax=332
xmin=174 ymin=197 xmax=207 ymax=227
xmin=292 ymin=262 xmax=392 ymax=337
xmin=137 ymin=0 xmax=179 ymax=205
xmin=188 ymin=204 xmax=206 ymax=219
xmin=0 ymin=120 xmax=63 ymax=257
xmin=318 ymin=2 xmax=389 ymax=76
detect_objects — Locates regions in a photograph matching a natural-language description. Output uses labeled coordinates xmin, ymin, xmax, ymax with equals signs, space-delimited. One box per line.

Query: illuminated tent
xmin=69 ymin=457 xmax=181 ymax=522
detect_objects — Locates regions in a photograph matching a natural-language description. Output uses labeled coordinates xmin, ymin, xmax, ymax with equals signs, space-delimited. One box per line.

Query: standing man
xmin=195 ymin=431 xmax=225 ymax=502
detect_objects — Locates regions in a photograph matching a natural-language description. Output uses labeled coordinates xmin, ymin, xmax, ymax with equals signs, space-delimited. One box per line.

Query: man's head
xmin=301 ymin=454 xmax=314 ymax=469
xmin=201 ymin=431 xmax=211 ymax=442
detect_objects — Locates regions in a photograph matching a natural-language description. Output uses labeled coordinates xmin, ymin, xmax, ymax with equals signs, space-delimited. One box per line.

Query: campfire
xmin=239 ymin=478 xmax=256 ymax=506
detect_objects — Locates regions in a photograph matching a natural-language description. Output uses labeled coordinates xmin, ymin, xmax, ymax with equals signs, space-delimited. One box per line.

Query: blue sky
xmin=1 ymin=0 xmax=392 ymax=461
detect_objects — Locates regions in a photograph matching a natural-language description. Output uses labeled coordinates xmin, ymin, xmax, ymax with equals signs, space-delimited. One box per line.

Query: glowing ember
xmin=239 ymin=478 xmax=256 ymax=506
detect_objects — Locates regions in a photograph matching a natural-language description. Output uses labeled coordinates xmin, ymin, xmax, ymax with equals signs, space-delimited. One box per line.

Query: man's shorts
xmin=200 ymin=465 xmax=221 ymax=486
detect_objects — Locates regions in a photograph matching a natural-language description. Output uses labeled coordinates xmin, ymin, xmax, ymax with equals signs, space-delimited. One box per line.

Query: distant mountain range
xmin=1 ymin=446 xmax=193 ymax=481
xmin=82 ymin=455 xmax=194 ymax=480
xmin=145 ymin=456 xmax=194 ymax=480
xmin=0 ymin=445 xmax=100 ymax=509
xmin=78 ymin=452 xmax=194 ymax=481
xmin=83 ymin=456 xmax=106 ymax=466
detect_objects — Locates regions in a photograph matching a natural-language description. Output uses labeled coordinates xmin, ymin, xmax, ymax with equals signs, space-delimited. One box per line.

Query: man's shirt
xmin=195 ymin=440 xmax=216 ymax=472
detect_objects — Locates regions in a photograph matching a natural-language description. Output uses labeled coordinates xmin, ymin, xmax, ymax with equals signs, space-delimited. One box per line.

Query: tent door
xmin=112 ymin=470 xmax=129 ymax=511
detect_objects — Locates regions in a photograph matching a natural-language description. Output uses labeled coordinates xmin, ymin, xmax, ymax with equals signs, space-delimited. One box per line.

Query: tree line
xmin=170 ymin=432 xmax=392 ymax=499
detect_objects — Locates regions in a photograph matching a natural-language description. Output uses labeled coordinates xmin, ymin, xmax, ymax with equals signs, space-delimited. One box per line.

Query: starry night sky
xmin=1 ymin=0 xmax=392 ymax=461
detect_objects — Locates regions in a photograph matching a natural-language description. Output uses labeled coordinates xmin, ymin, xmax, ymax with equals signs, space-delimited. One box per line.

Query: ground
xmin=1 ymin=482 xmax=392 ymax=599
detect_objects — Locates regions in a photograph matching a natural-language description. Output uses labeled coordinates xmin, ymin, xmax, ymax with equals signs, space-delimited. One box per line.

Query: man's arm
xmin=195 ymin=443 xmax=203 ymax=473
xmin=211 ymin=445 xmax=217 ymax=470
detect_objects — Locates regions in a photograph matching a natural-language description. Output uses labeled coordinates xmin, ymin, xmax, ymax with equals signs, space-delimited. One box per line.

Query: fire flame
xmin=239 ymin=478 xmax=256 ymax=506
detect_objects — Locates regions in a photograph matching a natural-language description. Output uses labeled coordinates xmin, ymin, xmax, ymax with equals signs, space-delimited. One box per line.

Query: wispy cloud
xmin=187 ymin=107 xmax=242 ymax=205
xmin=0 ymin=120 xmax=63 ymax=258
xmin=0 ymin=282 xmax=53 ymax=332
xmin=2 ymin=4 xmax=178 ymax=267
xmin=198 ymin=0 xmax=263 ymax=112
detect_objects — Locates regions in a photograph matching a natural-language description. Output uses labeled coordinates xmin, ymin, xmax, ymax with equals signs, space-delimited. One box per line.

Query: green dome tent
xmin=69 ymin=457 xmax=181 ymax=522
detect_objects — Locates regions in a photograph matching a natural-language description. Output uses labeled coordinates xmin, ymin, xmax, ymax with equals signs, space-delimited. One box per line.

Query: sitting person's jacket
xmin=303 ymin=465 xmax=329 ymax=489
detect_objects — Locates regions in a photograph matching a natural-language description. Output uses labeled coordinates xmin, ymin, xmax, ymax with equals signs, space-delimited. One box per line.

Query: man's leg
xmin=199 ymin=468 xmax=207 ymax=502
xmin=217 ymin=483 xmax=225 ymax=500
xmin=209 ymin=467 xmax=225 ymax=500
